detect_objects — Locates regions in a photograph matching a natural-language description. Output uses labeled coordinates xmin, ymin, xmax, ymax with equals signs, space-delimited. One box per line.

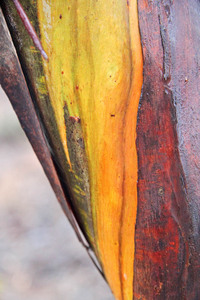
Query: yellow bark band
xmin=38 ymin=1 xmax=143 ymax=299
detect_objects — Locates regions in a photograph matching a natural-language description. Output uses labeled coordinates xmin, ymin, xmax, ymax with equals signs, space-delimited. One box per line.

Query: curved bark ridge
xmin=38 ymin=1 xmax=143 ymax=299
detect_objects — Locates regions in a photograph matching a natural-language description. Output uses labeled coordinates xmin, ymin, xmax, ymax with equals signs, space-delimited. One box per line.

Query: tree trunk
xmin=1 ymin=1 xmax=200 ymax=299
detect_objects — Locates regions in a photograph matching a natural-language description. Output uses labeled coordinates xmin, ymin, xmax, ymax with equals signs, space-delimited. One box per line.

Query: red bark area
xmin=134 ymin=1 xmax=200 ymax=299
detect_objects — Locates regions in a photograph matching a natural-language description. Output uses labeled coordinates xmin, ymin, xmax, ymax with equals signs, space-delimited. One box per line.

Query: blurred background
xmin=0 ymin=86 xmax=114 ymax=300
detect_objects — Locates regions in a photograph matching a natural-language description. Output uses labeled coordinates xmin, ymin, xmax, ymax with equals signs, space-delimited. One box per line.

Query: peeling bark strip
xmin=12 ymin=0 xmax=48 ymax=60
xmin=135 ymin=1 xmax=200 ymax=299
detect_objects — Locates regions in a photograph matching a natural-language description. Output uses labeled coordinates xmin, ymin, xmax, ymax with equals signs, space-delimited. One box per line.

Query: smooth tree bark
xmin=135 ymin=1 xmax=200 ymax=299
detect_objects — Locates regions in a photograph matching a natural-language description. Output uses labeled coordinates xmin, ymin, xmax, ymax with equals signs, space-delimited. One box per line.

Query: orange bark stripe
xmin=95 ymin=1 xmax=143 ymax=299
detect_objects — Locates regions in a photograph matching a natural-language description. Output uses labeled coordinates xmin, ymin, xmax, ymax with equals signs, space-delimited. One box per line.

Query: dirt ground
xmin=0 ymin=87 xmax=114 ymax=300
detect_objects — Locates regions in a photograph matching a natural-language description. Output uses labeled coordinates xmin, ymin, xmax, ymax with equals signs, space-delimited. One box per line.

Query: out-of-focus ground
xmin=0 ymin=86 xmax=114 ymax=300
